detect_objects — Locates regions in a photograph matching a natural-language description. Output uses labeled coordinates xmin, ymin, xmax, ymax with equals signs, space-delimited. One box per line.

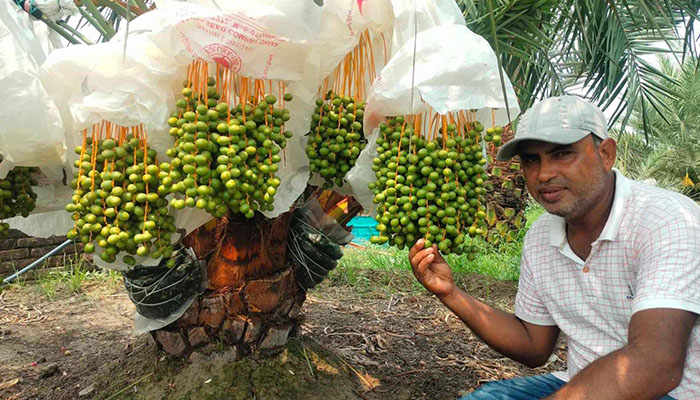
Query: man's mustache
xmin=537 ymin=180 xmax=568 ymax=192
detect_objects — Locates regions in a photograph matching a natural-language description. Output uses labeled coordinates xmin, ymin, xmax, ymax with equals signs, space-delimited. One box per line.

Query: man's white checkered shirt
xmin=515 ymin=169 xmax=700 ymax=399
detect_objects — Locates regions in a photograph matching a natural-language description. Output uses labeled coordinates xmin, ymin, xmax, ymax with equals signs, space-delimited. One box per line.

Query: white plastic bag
xmin=33 ymin=0 xmax=79 ymax=21
xmin=41 ymin=1 xmax=326 ymax=226
xmin=346 ymin=24 xmax=521 ymax=210
xmin=287 ymin=0 xmax=394 ymax=196
xmin=133 ymin=294 xmax=196 ymax=334
xmin=0 ymin=1 xmax=66 ymax=167
xmin=389 ymin=0 xmax=465 ymax=56
xmin=42 ymin=0 xmax=325 ymax=146
xmin=145 ymin=0 xmax=322 ymax=80
xmin=90 ymin=202 xmax=216 ymax=272
xmin=0 ymin=3 xmax=70 ymax=237
xmin=301 ymin=0 xmax=465 ymax=197
xmin=6 ymin=210 xmax=73 ymax=238
xmin=310 ymin=0 xmax=392 ymax=85
xmin=365 ymin=24 xmax=519 ymax=128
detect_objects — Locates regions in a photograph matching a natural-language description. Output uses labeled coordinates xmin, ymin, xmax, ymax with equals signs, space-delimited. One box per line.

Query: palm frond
xmin=615 ymin=56 xmax=700 ymax=199
xmin=458 ymin=0 xmax=699 ymax=140
xmin=34 ymin=0 xmax=154 ymax=44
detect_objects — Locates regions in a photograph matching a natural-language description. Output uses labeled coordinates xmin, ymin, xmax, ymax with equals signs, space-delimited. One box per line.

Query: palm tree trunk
xmin=152 ymin=189 xmax=361 ymax=357
xmin=153 ymin=211 xmax=306 ymax=357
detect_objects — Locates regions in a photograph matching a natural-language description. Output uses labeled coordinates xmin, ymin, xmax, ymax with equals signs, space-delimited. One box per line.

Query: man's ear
xmin=598 ymin=138 xmax=617 ymax=172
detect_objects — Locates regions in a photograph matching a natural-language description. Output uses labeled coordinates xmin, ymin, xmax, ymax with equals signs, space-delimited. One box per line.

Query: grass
xmin=35 ymin=256 xmax=122 ymax=300
xmin=0 ymin=244 xmax=122 ymax=300
xmin=2 ymin=261 xmax=28 ymax=292
xmin=330 ymin=202 xmax=547 ymax=289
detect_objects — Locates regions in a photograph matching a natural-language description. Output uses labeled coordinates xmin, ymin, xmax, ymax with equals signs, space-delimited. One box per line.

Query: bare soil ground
xmin=0 ymin=271 xmax=566 ymax=400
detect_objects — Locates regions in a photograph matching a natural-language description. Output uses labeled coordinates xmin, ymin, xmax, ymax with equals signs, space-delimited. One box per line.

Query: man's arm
xmin=409 ymin=239 xmax=560 ymax=367
xmin=439 ymin=288 xmax=561 ymax=368
xmin=545 ymin=308 xmax=697 ymax=400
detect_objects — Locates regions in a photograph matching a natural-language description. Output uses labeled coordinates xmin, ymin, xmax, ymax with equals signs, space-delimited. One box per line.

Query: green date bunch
xmin=0 ymin=163 xmax=38 ymax=238
xmin=306 ymin=91 xmax=367 ymax=188
xmin=66 ymin=134 xmax=177 ymax=266
xmin=369 ymin=115 xmax=494 ymax=258
xmin=164 ymin=77 xmax=294 ymax=219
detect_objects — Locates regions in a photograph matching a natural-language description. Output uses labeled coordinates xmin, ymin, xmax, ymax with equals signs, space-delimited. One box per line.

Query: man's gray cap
xmin=496 ymin=95 xmax=608 ymax=161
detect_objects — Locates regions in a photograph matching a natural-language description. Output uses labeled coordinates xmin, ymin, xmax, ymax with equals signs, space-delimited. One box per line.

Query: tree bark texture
xmin=153 ymin=211 xmax=305 ymax=357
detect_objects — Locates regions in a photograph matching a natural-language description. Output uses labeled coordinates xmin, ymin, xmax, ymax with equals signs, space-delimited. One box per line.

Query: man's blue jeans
xmin=459 ymin=374 xmax=676 ymax=399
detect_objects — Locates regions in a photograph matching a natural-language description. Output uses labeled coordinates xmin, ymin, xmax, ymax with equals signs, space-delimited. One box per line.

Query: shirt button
xmin=582 ymin=266 xmax=590 ymax=273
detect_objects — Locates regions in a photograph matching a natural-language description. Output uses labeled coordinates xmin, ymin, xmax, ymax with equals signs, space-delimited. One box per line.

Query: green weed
xmin=5 ymin=262 xmax=27 ymax=289
xmin=38 ymin=277 xmax=59 ymax=301
xmin=31 ymin=255 xmax=121 ymax=300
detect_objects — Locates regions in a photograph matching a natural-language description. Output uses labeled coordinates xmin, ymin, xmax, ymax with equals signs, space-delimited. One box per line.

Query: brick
xmin=5 ymin=229 xmax=28 ymax=239
xmin=82 ymin=253 xmax=94 ymax=265
xmin=0 ymin=248 xmax=30 ymax=261
xmin=30 ymin=246 xmax=57 ymax=258
xmin=14 ymin=266 xmax=62 ymax=281
xmin=1 ymin=262 xmax=95 ymax=282
xmin=0 ymin=258 xmax=33 ymax=274
xmin=0 ymin=250 xmax=84 ymax=275
xmin=30 ymin=244 xmax=81 ymax=258
xmin=44 ymin=254 xmax=86 ymax=268
xmin=16 ymin=236 xmax=69 ymax=248
xmin=0 ymin=239 xmax=17 ymax=251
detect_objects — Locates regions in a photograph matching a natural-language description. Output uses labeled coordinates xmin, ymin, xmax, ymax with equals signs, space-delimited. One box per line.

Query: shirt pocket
xmin=588 ymin=258 xmax=634 ymax=328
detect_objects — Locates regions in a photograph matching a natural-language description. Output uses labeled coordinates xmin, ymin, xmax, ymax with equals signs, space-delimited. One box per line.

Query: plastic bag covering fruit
xmin=164 ymin=61 xmax=294 ymax=219
xmin=40 ymin=0 xmax=323 ymax=141
xmin=346 ymin=24 xmax=520 ymax=210
xmin=66 ymin=123 xmax=181 ymax=269
xmin=291 ymin=0 xmax=392 ymax=200
xmin=0 ymin=164 xmax=39 ymax=238
xmin=388 ymin=0 xmax=465 ymax=57
xmin=0 ymin=1 xmax=66 ymax=167
xmin=366 ymin=113 xmax=494 ymax=254
xmin=40 ymin=0 xmax=325 ymax=225
xmin=287 ymin=197 xmax=352 ymax=291
xmin=305 ymin=29 xmax=379 ymax=190
xmin=123 ymin=247 xmax=206 ymax=321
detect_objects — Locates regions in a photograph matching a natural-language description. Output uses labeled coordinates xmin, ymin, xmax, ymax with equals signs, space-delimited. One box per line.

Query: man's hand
xmin=409 ymin=239 xmax=560 ymax=368
xmin=409 ymin=239 xmax=455 ymax=298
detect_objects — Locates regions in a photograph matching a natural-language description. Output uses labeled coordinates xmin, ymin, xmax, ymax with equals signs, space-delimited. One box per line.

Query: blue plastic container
xmin=346 ymin=216 xmax=378 ymax=243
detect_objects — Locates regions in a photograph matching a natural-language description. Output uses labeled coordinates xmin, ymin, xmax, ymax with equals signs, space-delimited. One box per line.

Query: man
xmin=409 ymin=96 xmax=700 ymax=399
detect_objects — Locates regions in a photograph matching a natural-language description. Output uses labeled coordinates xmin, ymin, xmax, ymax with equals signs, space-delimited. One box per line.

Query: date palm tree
xmin=26 ymin=0 xmax=700 ymax=355
xmin=460 ymin=0 xmax=699 ymax=134
xmin=614 ymin=57 xmax=700 ymax=200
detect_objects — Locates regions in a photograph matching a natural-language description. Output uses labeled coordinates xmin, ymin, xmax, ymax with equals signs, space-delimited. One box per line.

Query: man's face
xmin=519 ymin=135 xmax=610 ymax=220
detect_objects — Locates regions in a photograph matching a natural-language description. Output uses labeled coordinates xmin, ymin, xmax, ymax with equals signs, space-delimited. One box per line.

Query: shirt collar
xmin=548 ymin=169 xmax=630 ymax=247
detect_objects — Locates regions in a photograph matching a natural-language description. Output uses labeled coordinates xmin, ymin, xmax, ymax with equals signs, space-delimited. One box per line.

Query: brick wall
xmin=0 ymin=229 xmax=88 ymax=281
